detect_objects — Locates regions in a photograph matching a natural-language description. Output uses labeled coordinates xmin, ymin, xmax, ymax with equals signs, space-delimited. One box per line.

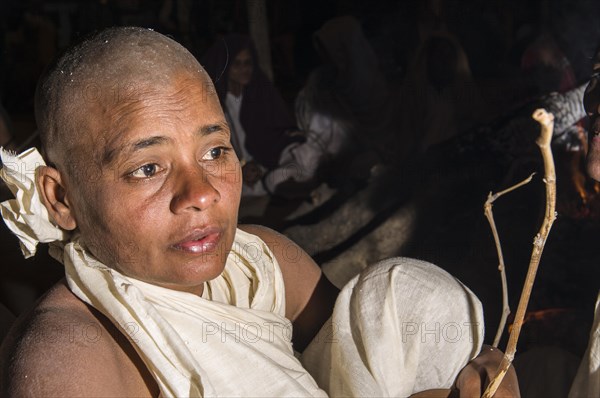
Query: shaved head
xmin=35 ymin=27 xmax=212 ymax=177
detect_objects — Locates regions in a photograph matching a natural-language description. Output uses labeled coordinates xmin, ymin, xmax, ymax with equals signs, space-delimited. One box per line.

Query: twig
xmin=482 ymin=109 xmax=557 ymax=397
xmin=484 ymin=173 xmax=535 ymax=347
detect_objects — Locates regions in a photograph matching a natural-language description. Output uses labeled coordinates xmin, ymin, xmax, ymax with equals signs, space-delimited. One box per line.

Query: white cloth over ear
xmin=0 ymin=147 xmax=69 ymax=258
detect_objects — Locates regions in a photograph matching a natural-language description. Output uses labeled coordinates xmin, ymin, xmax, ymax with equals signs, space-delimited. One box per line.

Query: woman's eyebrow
xmin=101 ymin=122 xmax=229 ymax=165
xmin=200 ymin=123 xmax=228 ymax=136
xmin=102 ymin=136 xmax=170 ymax=165
xmin=131 ymin=136 xmax=170 ymax=151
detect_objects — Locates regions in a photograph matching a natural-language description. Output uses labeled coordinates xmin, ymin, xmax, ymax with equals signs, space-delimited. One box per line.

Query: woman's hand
xmin=409 ymin=346 xmax=520 ymax=398
xmin=454 ymin=345 xmax=520 ymax=397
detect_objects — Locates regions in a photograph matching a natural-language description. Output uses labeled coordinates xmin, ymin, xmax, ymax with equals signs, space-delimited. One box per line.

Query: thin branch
xmin=482 ymin=109 xmax=557 ymax=397
xmin=484 ymin=173 xmax=535 ymax=347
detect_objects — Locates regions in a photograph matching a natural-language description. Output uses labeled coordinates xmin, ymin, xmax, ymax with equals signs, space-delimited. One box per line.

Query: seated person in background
xmin=399 ymin=31 xmax=485 ymax=153
xmin=0 ymin=27 xmax=518 ymax=397
xmin=201 ymin=34 xmax=303 ymax=197
xmin=269 ymin=16 xmax=391 ymax=194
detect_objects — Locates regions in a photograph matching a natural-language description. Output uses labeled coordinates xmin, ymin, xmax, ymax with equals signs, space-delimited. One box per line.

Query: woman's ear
xmin=37 ymin=166 xmax=77 ymax=230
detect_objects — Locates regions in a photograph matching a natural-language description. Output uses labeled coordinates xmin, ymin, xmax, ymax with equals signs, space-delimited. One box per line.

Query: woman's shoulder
xmin=0 ymin=280 xmax=156 ymax=396
xmin=238 ymin=224 xmax=322 ymax=321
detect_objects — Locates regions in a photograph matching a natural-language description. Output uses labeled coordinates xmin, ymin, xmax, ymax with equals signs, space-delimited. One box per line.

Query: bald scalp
xmin=35 ymin=27 xmax=212 ymax=177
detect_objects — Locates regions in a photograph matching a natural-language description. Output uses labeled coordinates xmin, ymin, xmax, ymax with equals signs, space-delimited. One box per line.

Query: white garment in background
xmin=264 ymin=111 xmax=350 ymax=191
xmin=224 ymin=92 xmax=268 ymax=197
xmin=225 ymin=92 xmax=252 ymax=164
xmin=263 ymin=87 xmax=353 ymax=192
xmin=569 ymin=291 xmax=600 ymax=397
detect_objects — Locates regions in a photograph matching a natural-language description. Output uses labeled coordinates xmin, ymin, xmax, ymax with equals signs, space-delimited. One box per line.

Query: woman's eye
xmin=130 ymin=163 xmax=159 ymax=178
xmin=202 ymin=147 xmax=228 ymax=160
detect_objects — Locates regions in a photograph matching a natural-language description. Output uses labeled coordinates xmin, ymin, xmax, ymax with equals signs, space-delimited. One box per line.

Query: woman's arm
xmin=239 ymin=224 xmax=339 ymax=351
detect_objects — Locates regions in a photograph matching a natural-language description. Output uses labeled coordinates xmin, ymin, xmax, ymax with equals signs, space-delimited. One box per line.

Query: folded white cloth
xmin=301 ymin=257 xmax=484 ymax=397
xmin=0 ymin=147 xmax=68 ymax=257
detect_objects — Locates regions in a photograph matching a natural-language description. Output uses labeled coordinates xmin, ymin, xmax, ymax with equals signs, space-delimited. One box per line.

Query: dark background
xmin=1 ymin=0 xmax=599 ymax=119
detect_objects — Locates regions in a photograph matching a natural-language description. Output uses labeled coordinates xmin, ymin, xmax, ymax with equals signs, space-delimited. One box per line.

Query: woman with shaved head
xmin=0 ymin=27 xmax=518 ymax=397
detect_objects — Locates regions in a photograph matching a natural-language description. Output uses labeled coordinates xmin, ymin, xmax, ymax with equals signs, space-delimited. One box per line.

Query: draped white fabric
xmin=60 ymin=229 xmax=326 ymax=397
xmin=0 ymin=147 xmax=69 ymax=257
xmin=301 ymin=258 xmax=484 ymax=397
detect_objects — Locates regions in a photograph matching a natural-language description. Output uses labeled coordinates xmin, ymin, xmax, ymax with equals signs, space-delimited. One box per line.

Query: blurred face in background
xmin=228 ymin=48 xmax=253 ymax=94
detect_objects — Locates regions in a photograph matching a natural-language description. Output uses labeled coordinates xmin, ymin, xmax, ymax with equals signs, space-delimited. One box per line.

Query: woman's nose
xmin=170 ymin=165 xmax=220 ymax=213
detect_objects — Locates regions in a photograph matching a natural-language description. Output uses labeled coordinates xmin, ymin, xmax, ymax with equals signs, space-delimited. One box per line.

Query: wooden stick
xmin=484 ymin=173 xmax=535 ymax=347
xmin=482 ymin=109 xmax=557 ymax=397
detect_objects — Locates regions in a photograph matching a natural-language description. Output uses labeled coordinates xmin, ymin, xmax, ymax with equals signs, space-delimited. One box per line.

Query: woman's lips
xmin=171 ymin=229 xmax=221 ymax=254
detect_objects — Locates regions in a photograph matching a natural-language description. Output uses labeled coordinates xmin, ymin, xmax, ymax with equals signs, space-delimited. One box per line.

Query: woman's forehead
xmin=71 ymin=72 xmax=222 ymax=156
xmin=84 ymin=68 xmax=214 ymax=111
